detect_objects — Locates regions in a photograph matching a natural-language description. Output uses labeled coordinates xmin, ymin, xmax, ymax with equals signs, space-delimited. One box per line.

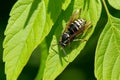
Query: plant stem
xmin=102 ymin=0 xmax=114 ymax=26
xmin=102 ymin=0 xmax=110 ymax=18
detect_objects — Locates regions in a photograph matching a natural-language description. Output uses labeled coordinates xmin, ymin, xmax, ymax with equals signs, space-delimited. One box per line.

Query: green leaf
xmin=95 ymin=0 xmax=120 ymax=80
xmin=108 ymin=0 xmax=120 ymax=10
xmin=95 ymin=15 xmax=120 ymax=80
xmin=40 ymin=0 xmax=71 ymax=42
xmin=43 ymin=0 xmax=102 ymax=80
xmin=3 ymin=0 xmax=46 ymax=80
xmin=35 ymin=0 xmax=71 ymax=80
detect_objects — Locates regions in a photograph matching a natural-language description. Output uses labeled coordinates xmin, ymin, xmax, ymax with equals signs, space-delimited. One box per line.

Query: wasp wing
xmin=64 ymin=9 xmax=81 ymax=32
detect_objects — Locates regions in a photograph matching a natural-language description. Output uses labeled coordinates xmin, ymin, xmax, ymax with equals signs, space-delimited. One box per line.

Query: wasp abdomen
xmin=68 ymin=19 xmax=86 ymax=35
xmin=68 ymin=23 xmax=78 ymax=34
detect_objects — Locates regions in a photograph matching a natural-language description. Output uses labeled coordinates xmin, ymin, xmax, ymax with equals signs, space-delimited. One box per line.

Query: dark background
xmin=1 ymin=0 xmax=118 ymax=80
xmin=0 ymin=0 xmax=17 ymax=80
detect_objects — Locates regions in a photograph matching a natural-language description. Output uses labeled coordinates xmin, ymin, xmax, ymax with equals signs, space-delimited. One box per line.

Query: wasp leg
xmin=61 ymin=47 xmax=70 ymax=62
xmin=84 ymin=21 xmax=92 ymax=30
xmin=73 ymin=38 xmax=87 ymax=42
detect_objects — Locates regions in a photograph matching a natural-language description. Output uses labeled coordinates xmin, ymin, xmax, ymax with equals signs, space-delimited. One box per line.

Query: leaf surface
xmin=35 ymin=0 xmax=71 ymax=80
xmin=95 ymin=15 xmax=120 ymax=80
xmin=108 ymin=0 xmax=120 ymax=10
xmin=43 ymin=0 xmax=102 ymax=80
xmin=3 ymin=0 xmax=46 ymax=79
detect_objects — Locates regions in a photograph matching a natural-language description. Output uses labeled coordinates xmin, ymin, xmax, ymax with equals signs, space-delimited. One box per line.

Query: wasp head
xmin=59 ymin=32 xmax=70 ymax=47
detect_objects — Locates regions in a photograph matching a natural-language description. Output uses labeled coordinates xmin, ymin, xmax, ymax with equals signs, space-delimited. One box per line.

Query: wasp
xmin=59 ymin=10 xmax=91 ymax=48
